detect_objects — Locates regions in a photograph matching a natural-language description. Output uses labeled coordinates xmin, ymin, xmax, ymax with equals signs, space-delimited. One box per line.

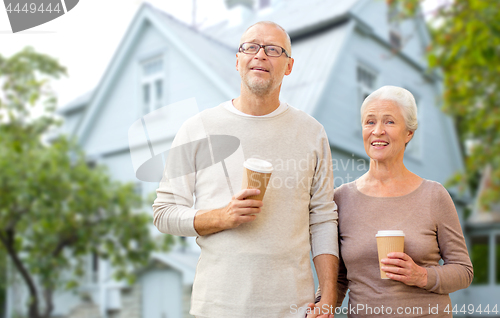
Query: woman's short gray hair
xmin=360 ymin=85 xmax=418 ymax=132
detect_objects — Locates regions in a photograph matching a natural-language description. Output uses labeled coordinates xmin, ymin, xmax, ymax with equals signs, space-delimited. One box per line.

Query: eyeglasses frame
xmin=238 ymin=42 xmax=291 ymax=58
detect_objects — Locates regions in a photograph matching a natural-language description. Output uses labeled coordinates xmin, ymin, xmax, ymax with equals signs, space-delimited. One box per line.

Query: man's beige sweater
xmin=153 ymin=103 xmax=338 ymax=318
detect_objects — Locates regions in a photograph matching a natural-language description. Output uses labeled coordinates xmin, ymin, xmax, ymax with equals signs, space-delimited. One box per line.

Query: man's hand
xmin=194 ymin=188 xmax=263 ymax=235
xmin=218 ymin=188 xmax=263 ymax=229
xmin=306 ymin=302 xmax=334 ymax=318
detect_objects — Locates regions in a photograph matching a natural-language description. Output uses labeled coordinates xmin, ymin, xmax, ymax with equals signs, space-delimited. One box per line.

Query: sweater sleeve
xmin=152 ymin=121 xmax=199 ymax=237
xmin=423 ymin=184 xmax=473 ymax=294
xmin=309 ymin=127 xmax=339 ymax=258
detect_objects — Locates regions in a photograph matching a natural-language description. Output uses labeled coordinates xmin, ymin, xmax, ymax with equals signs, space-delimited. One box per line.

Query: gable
xmin=75 ymin=3 xmax=238 ymax=151
xmin=81 ymin=20 xmax=232 ymax=158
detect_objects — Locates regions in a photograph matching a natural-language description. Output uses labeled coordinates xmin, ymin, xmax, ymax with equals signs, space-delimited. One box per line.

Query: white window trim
xmin=356 ymin=63 xmax=378 ymax=135
xmin=140 ymin=55 xmax=165 ymax=115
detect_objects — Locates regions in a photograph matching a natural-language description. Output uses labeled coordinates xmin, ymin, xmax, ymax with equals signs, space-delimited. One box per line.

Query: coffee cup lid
xmin=244 ymin=158 xmax=273 ymax=173
xmin=376 ymin=230 xmax=405 ymax=237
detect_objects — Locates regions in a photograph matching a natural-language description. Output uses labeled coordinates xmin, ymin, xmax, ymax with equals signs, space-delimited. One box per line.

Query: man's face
xmin=236 ymin=24 xmax=294 ymax=96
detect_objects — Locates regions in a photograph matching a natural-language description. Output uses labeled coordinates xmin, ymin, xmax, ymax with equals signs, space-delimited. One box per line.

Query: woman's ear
xmin=406 ymin=130 xmax=414 ymax=143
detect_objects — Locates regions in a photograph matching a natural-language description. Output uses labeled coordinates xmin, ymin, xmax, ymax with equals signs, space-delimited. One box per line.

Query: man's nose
xmin=254 ymin=47 xmax=267 ymax=59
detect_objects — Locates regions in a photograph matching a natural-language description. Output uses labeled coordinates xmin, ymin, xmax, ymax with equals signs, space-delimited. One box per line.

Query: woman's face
xmin=361 ymin=99 xmax=413 ymax=164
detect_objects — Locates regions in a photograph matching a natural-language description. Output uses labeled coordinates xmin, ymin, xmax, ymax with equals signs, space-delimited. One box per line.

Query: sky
xmin=0 ymin=0 xmax=440 ymax=109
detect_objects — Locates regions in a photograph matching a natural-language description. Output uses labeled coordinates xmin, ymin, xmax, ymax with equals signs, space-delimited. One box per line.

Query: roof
xmin=149 ymin=4 xmax=354 ymax=114
xmin=57 ymin=89 xmax=93 ymax=114
xmin=73 ymin=3 xmax=239 ymax=143
xmin=281 ymin=20 xmax=353 ymax=113
xmin=204 ymin=0 xmax=359 ymax=47
xmin=151 ymin=250 xmax=199 ymax=285
xmin=150 ymin=6 xmax=241 ymax=94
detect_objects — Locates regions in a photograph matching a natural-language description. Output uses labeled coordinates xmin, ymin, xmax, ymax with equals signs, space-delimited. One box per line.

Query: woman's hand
xmin=381 ymin=252 xmax=428 ymax=288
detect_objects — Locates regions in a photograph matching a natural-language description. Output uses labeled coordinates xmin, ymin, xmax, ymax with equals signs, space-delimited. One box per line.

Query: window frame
xmin=356 ymin=63 xmax=378 ymax=135
xmin=468 ymin=230 xmax=500 ymax=286
xmin=140 ymin=55 xmax=165 ymax=115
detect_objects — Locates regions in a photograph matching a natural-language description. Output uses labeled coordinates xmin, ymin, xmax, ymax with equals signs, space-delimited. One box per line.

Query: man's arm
xmin=306 ymin=127 xmax=339 ymax=318
xmin=194 ymin=189 xmax=263 ymax=235
xmin=153 ymin=115 xmax=263 ymax=236
xmin=312 ymin=254 xmax=339 ymax=315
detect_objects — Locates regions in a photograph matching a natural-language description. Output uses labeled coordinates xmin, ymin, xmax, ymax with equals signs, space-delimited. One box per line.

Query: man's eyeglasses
xmin=239 ymin=42 xmax=290 ymax=58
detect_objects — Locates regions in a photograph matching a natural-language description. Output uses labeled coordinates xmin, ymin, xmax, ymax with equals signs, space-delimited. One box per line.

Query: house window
xmin=470 ymin=236 xmax=489 ymax=285
xmin=357 ymin=65 xmax=376 ymax=90
xmin=388 ymin=2 xmax=402 ymax=50
xmin=357 ymin=64 xmax=377 ymax=130
xmin=141 ymin=57 xmax=164 ymax=115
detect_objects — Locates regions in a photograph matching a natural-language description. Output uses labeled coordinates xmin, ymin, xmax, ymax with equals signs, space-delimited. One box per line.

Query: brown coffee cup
xmin=376 ymin=230 xmax=405 ymax=279
xmin=241 ymin=158 xmax=273 ymax=201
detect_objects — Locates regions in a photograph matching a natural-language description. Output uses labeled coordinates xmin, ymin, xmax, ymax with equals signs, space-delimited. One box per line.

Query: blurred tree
xmin=0 ymin=47 xmax=173 ymax=318
xmin=396 ymin=0 xmax=500 ymax=206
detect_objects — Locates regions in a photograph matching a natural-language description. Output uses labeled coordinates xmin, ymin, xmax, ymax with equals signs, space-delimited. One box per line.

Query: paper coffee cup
xmin=376 ymin=230 xmax=405 ymax=279
xmin=241 ymin=158 xmax=273 ymax=201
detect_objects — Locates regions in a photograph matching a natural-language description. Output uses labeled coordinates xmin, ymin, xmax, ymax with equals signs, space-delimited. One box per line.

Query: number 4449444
xmin=6 ymin=2 xmax=62 ymax=14
xmin=444 ymin=304 xmax=498 ymax=315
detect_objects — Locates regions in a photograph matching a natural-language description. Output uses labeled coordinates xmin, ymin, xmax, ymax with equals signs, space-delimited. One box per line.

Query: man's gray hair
xmin=360 ymin=85 xmax=418 ymax=132
xmin=240 ymin=21 xmax=292 ymax=56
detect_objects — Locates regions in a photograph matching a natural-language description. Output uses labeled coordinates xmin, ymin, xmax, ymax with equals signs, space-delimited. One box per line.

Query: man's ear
xmin=236 ymin=53 xmax=239 ymax=71
xmin=285 ymin=57 xmax=294 ymax=76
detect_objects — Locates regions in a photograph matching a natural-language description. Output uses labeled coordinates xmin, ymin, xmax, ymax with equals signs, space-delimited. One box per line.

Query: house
xmin=6 ymin=0 xmax=480 ymax=317
xmin=462 ymin=165 xmax=500 ymax=311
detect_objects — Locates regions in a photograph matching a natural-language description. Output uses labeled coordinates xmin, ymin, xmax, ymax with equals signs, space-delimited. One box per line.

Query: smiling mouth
xmin=371 ymin=141 xmax=389 ymax=146
xmin=250 ymin=67 xmax=269 ymax=72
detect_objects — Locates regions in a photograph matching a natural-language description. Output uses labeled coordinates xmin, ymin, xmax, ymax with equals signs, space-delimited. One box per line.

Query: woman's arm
xmin=422 ymin=184 xmax=473 ymax=294
xmin=381 ymin=183 xmax=473 ymax=294
xmin=336 ymin=252 xmax=349 ymax=307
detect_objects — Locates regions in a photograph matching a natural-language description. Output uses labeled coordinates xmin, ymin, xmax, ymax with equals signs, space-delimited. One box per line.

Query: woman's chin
xmin=367 ymin=151 xmax=390 ymax=162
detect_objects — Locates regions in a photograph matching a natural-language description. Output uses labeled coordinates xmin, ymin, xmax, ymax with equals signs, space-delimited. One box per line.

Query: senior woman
xmin=313 ymin=86 xmax=473 ymax=317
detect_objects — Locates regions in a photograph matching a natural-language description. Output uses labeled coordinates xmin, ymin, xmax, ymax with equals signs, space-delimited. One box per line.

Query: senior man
xmin=153 ymin=21 xmax=338 ymax=318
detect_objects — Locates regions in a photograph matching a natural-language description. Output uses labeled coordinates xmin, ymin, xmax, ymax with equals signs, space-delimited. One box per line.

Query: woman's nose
xmin=372 ymin=123 xmax=385 ymax=135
